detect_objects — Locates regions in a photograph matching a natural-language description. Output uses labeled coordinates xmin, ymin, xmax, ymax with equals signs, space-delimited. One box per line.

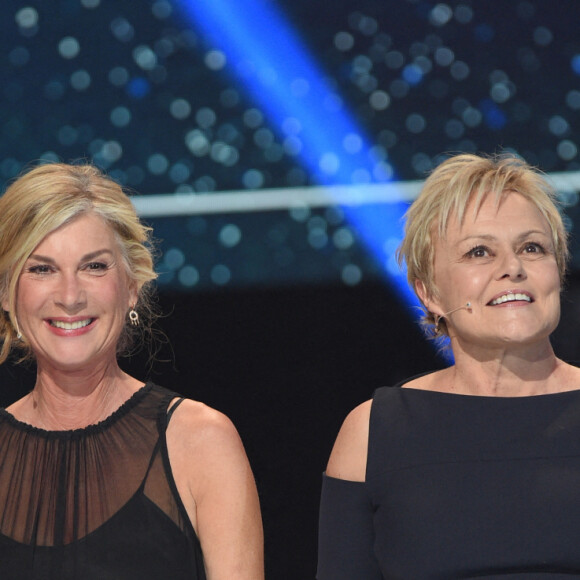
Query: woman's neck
xmin=444 ymin=339 xmax=577 ymax=397
xmin=8 ymin=364 xmax=142 ymax=430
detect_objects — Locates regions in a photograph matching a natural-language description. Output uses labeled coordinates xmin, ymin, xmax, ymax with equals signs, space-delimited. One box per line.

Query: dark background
xmin=2 ymin=1 xmax=580 ymax=578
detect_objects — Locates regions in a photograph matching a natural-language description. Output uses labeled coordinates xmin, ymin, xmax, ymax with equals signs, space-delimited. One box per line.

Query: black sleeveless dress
xmin=318 ymin=382 xmax=580 ymax=579
xmin=0 ymin=382 xmax=206 ymax=579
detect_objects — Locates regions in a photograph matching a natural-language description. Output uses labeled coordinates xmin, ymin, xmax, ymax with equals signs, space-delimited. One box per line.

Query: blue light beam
xmin=172 ymin=0 xmax=421 ymax=312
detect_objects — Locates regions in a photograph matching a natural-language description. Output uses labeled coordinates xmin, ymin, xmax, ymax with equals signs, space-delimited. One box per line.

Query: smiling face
xmin=419 ymin=192 xmax=561 ymax=351
xmin=9 ymin=213 xmax=137 ymax=374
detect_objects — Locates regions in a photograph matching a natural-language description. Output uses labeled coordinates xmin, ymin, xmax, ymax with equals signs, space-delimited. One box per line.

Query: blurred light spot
xmin=152 ymin=0 xmax=172 ymax=19
xmin=402 ymin=64 xmax=423 ymax=85
xmin=185 ymin=129 xmax=210 ymax=156
xmin=205 ymin=50 xmax=226 ymax=70
xmin=170 ymin=98 xmax=191 ymax=120
xmin=219 ymin=224 xmax=242 ymax=247
xmin=462 ymin=106 xmax=482 ymax=127
xmin=435 ymin=47 xmax=454 ymax=66
xmin=57 ymin=125 xmax=78 ymax=146
xmin=490 ymin=82 xmax=513 ymax=103
xmin=533 ymin=26 xmax=553 ymax=46
xmin=549 ymin=115 xmax=569 ymax=137
xmin=101 ymin=140 xmax=123 ymax=162
xmin=109 ymin=66 xmax=129 ymax=87
xmin=567 ymin=90 xmax=580 ymax=110
xmin=445 ymin=118 xmax=464 ymax=139
xmin=406 ymin=113 xmax=426 ymax=134
xmin=343 ymin=133 xmax=363 ymax=154
xmin=254 ymin=128 xmax=274 ymax=149
xmin=164 ymin=247 xmax=186 ymax=270
xmin=220 ymin=88 xmax=240 ymax=107
xmin=243 ymin=108 xmax=263 ymax=128
xmin=169 ymin=162 xmax=191 ymax=183
xmin=325 ymin=206 xmax=344 ymax=225
xmin=282 ymin=117 xmax=302 ymax=135
xmin=178 ymin=265 xmax=200 ymax=287
xmin=110 ymin=106 xmax=131 ymax=127
xmin=454 ymin=4 xmax=473 ymax=23
xmin=133 ymin=45 xmax=157 ymax=70
xmin=334 ymin=31 xmax=354 ymax=51
xmin=147 ymin=153 xmax=169 ymax=174
xmin=430 ymin=4 xmax=453 ymax=26
xmin=289 ymin=204 xmax=310 ymax=222
xmin=369 ymin=90 xmax=390 ymax=110
xmin=9 ymin=47 xmax=30 ymax=67
xmin=243 ymin=169 xmax=264 ymax=188
xmin=110 ymin=17 xmax=135 ymax=42
xmin=196 ymin=107 xmax=217 ymax=128
xmin=71 ymin=70 xmax=91 ymax=91
xmin=308 ymin=227 xmax=328 ymax=249
xmin=557 ymin=140 xmax=577 ymax=161
xmin=319 ymin=152 xmax=340 ymax=175
xmin=211 ymin=264 xmax=231 ymax=285
xmin=15 ymin=7 xmax=38 ymax=29
xmin=333 ymin=227 xmax=355 ymax=249
xmin=127 ymin=77 xmax=150 ymax=98
xmin=341 ymin=264 xmax=362 ymax=286
xmin=450 ymin=61 xmax=470 ymax=80
xmin=58 ymin=37 xmax=80 ymax=59
xmin=284 ymin=135 xmax=303 ymax=156
xmin=385 ymin=51 xmax=405 ymax=69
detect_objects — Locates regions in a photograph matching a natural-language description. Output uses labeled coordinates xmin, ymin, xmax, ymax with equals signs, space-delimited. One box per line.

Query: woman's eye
xmin=86 ymin=262 xmax=108 ymax=271
xmin=523 ymin=242 xmax=545 ymax=254
xmin=27 ymin=264 xmax=51 ymax=274
xmin=466 ymin=246 xmax=488 ymax=258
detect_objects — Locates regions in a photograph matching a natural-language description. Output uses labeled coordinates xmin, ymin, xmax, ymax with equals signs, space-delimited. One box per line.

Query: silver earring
xmin=129 ymin=308 xmax=139 ymax=326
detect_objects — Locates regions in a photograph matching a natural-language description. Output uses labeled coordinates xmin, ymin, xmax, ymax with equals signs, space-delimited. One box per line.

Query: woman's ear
xmin=415 ymin=280 xmax=443 ymax=318
xmin=127 ymin=281 xmax=141 ymax=311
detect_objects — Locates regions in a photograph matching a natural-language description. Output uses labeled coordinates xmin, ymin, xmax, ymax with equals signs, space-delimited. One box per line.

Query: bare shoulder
xmin=167 ymin=398 xmax=246 ymax=459
xmin=166 ymin=398 xmax=264 ymax=578
xmin=326 ymin=399 xmax=372 ymax=482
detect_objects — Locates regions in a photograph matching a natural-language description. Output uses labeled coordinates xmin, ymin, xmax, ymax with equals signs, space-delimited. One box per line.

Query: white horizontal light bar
xmin=130 ymin=181 xmax=423 ymax=217
xmin=131 ymin=171 xmax=580 ymax=218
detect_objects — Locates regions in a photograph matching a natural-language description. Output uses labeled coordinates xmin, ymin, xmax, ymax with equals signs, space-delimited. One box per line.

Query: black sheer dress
xmin=0 ymin=382 xmax=206 ymax=579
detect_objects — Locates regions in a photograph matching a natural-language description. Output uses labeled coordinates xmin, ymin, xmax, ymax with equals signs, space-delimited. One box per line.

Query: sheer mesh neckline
xmin=0 ymin=382 xmax=153 ymax=438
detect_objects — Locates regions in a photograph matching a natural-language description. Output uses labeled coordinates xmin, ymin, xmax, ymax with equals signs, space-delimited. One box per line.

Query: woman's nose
xmin=54 ymin=273 xmax=87 ymax=310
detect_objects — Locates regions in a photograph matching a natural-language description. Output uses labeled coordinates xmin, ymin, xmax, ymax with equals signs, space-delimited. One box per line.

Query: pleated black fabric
xmin=318 ymin=382 xmax=580 ymax=579
xmin=0 ymin=383 xmax=206 ymax=579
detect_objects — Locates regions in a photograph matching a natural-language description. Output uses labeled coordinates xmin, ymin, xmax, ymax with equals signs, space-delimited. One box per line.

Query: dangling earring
xmin=433 ymin=314 xmax=441 ymax=335
xmin=14 ymin=317 xmax=22 ymax=340
xmin=128 ymin=307 xmax=139 ymax=326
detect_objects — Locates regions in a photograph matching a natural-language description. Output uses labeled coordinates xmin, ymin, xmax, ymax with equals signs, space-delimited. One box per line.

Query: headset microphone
xmin=441 ymin=302 xmax=471 ymax=318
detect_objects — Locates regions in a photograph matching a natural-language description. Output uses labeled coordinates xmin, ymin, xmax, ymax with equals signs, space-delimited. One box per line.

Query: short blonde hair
xmin=397 ymin=153 xmax=568 ymax=337
xmin=0 ymin=162 xmax=157 ymax=364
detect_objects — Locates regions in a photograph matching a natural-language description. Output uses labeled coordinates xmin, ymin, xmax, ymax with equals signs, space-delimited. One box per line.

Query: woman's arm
xmin=167 ymin=400 xmax=264 ymax=580
xmin=317 ymin=400 xmax=382 ymax=579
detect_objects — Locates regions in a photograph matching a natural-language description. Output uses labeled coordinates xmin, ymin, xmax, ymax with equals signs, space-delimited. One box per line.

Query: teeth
xmin=490 ymin=293 xmax=531 ymax=306
xmin=50 ymin=319 xmax=92 ymax=330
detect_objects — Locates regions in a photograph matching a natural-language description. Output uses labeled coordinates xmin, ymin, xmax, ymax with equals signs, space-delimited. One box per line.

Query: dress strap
xmin=167 ymin=398 xmax=186 ymax=423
